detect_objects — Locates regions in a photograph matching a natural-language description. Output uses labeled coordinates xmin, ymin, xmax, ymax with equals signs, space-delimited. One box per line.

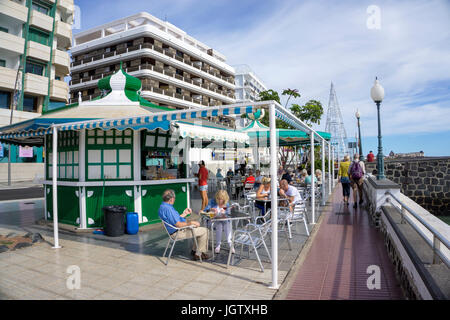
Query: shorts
xmin=350 ymin=178 xmax=364 ymax=187
xmin=199 ymin=185 xmax=208 ymax=191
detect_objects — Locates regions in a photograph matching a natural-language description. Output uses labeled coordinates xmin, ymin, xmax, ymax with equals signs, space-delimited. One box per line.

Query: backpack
xmin=350 ymin=161 xmax=364 ymax=180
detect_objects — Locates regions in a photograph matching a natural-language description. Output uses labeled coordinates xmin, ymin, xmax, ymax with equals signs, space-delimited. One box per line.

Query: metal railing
xmin=70 ymin=56 xmax=234 ymax=101
xmin=385 ymin=191 xmax=450 ymax=267
xmin=71 ymin=43 xmax=235 ymax=85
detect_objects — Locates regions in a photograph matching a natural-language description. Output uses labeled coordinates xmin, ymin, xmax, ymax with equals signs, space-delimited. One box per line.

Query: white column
xmin=133 ymin=130 xmax=142 ymax=223
xmin=79 ymin=129 xmax=86 ymax=182
xmin=44 ymin=135 xmax=47 ymax=221
xmin=328 ymin=142 xmax=332 ymax=195
xmin=321 ymin=139 xmax=325 ymax=205
xmin=332 ymin=147 xmax=335 ymax=185
xmin=185 ymin=137 xmax=191 ymax=177
xmin=79 ymin=129 xmax=87 ymax=229
xmin=52 ymin=126 xmax=61 ymax=249
xmin=269 ymin=103 xmax=279 ymax=289
xmin=310 ymin=131 xmax=315 ymax=224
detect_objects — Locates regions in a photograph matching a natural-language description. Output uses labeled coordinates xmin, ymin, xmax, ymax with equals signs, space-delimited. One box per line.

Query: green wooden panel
xmin=45 ymin=186 xmax=80 ymax=226
xmin=141 ymin=183 xmax=188 ymax=225
xmin=85 ymin=186 xmax=134 ymax=228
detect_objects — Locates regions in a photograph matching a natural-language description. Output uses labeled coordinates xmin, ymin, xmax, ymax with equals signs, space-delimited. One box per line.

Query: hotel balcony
xmin=0 ymin=0 xmax=28 ymax=23
xmin=70 ymin=42 xmax=236 ymax=89
xmin=52 ymin=49 xmax=70 ymax=75
xmin=24 ymin=73 xmax=49 ymax=96
xmin=55 ymin=20 xmax=72 ymax=49
xmin=50 ymin=79 xmax=69 ymax=101
xmin=57 ymin=0 xmax=75 ymax=14
xmin=30 ymin=9 xmax=54 ymax=32
xmin=0 ymin=66 xmax=21 ymax=91
xmin=0 ymin=31 xmax=25 ymax=55
xmin=27 ymin=41 xmax=51 ymax=62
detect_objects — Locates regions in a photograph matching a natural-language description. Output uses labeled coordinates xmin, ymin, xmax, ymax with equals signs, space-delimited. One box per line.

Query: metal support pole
xmin=269 ymin=103 xmax=279 ymax=289
xmin=328 ymin=142 xmax=332 ymax=195
xmin=332 ymin=146 xmax=335 ymax=185
xmin=433 ymin=236 xmax=441 ymax=264
xmin=52 ymin=126 xmax=61 ymax=249
xmin=376 ymin=101 xmax=385 ymax=180
xmin=310 ymin=131 xmax=315 ymax=224
xmin=321 ymin=139 xmax=325 ymax=205
xmin=357 ymin=117 xmax=364 ymax=162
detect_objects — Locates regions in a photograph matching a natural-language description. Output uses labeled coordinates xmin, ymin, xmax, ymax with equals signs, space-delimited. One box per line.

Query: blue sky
xmin=73 ymin=0 xmax=450 ymax=156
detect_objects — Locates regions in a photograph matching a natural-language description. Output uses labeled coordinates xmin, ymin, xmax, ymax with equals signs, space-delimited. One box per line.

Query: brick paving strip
xmin=276 ymin=184 xmax=404 ymax=300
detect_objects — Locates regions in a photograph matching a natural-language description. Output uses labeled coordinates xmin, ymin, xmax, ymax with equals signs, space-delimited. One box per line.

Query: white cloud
xmin=198 ymin=0 xmax=450 ymax=137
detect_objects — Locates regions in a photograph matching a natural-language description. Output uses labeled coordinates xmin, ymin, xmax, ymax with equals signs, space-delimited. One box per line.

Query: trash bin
xmin=126 ymin=212 xmax=139 ymax=235
xmin=102 ymin=205 xmax=127 ymax=237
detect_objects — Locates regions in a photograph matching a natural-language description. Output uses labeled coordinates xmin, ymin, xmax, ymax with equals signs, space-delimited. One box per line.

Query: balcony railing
xmin=71 ymin=42 xmax=236 ymax=86
xmin=69 ymin=63 xmax=235 ymax=106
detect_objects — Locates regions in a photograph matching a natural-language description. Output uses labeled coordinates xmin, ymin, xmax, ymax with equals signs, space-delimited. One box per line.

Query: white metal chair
xmin=227 ymin=219 xmax=272 ymax=272
xmin=161 ymin=220 xmax=202 ymax=265
xmin=279 ymin=200 xmax=310 ymax=238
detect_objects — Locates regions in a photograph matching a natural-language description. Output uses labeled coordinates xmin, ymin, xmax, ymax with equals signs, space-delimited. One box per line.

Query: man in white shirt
xmin=279 ymin=179 xmax=302 ymax=211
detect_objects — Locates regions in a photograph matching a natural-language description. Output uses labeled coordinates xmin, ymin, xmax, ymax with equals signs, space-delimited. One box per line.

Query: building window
xmin=176 ymin=50 xmax=183 ymax=57
xmin=176 ymin=87 xmax=182 ymax=95
xmin=0 ymin=91 xmax=11 ymax=109
xmin=29 ymin=27 xmax=50 ymax=46
xmin=25 ymin=61 xmax=45 ymax=76
xmin=32 ymin=2 xmax=50 ymax=15
xmin=0 ymin=27 xmax=8 ymax=33
xmin=47 ymin=131 xmax=79 ymax=180
xmin=86 ymin=129 xmax=133 ymax=180
xmin=55 ymin=76 xmax=61 ymax=80
xmin=23 ymin=95 xmax=38 ymax=112
xmin=0 ymin=59 xmax=5 ymax=67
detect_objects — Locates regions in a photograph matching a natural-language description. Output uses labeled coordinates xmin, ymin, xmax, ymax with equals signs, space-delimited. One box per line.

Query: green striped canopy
xmin=241 ymin=120 xmax=331 ymax=146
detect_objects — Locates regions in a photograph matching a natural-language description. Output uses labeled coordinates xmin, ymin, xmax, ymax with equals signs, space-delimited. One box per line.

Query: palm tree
xmin=282 ymin=88 xmax=301 ymax=108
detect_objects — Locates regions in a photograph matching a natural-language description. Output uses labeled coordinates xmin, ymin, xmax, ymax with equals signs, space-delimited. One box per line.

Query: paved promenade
xmin=279 ymin=184 xmax=404 ymax=300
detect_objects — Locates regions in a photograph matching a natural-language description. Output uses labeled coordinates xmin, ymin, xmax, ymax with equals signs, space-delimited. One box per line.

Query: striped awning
xmin=172 ymin=121 xmax=249 ymax=143
xmin=0 ymin=105 xmax=256 ymax=140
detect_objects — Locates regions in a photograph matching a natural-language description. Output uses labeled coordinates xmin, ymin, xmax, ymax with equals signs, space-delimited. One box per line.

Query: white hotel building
xmin=69 ymin=12 xmax=237 ymax=127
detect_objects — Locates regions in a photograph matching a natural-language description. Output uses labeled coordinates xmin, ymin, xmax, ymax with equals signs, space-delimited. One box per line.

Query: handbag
xmin=340 ymin=176 xmax=350 ymax=184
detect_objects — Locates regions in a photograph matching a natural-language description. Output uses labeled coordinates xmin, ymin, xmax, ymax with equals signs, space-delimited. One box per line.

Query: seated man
xmin=158 ymin=189 xmax=209 ymax=261
xmin=279 ymin=179 xmax=302 ymax=211
xmin=244 ymin=169 xmax=256 ymax=185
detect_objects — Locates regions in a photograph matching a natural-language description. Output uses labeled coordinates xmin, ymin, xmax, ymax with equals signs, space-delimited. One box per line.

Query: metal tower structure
xmin=325 ymin=82 xmax=348 ymax=161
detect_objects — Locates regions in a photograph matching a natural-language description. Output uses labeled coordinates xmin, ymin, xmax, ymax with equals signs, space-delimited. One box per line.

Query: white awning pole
xmin=328 ymin=142 xmax=332 ymax=195
xmin=269 ymin=103 xmax=279 ymax=289
xmin=310 ymin=131 xmax=315 ymax=224
xmin=332 ymin=146 xmax=335 ymax=186
xmin=52 ymin=126 xmax=61 ymax=249
xmin=321 ymin=139 xmax=325 ymax=205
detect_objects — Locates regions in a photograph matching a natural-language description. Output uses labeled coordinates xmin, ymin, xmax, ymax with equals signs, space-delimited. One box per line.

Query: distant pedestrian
xmin=197 ymin=160 xmax=209 ymax=210
xmin=281 ymin=168 xmax=293 ymax=184
xmin=367 ymin=151 xmax=375 ymax=162
xmin=348 ymin=154 xmax=366 ymax=209
xmin=338 ymin=155 xmax=351 ymax=205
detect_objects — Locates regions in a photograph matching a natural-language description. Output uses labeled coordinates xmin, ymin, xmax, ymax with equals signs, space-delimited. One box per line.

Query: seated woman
xmin=298 ymin=169 xmax=308 ymax=184
xmin=202 ymin=190 xmax=235 ymax=254
xmin=255 ymin=177 xmax=271 ymax=216
xmin=315 ymin=169 xmax=322 ymax=184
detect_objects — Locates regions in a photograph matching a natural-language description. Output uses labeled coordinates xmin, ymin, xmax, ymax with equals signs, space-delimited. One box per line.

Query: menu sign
xmin=19 ymin=146 xmax=33 ymax=158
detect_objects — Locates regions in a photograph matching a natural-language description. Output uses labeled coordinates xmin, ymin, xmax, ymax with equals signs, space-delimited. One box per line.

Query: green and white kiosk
xmin=0 ymin=65 xmax=249 ymax=230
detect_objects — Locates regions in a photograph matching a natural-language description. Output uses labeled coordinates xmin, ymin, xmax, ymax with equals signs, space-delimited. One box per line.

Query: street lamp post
xmin=370 ymin=77 xmax=385 ymax=180
xmin=355 ymin=110 xmax=364 ymax=161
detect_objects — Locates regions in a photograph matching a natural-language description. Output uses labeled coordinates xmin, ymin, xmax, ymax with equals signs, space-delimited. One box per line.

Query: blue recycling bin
xmin=126 ymin=212 xmax=139 ymax=235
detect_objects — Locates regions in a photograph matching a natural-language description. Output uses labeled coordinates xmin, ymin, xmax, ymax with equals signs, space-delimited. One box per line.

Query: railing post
xmin=433 ymin=236 xmax=441 ymax=264
xmin=401 ymin=206 xmax=406 ymax=224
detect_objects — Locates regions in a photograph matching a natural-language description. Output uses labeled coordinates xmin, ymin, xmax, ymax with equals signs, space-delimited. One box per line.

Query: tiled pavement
xmin=281 ymin=184 xmax=404 ymax=300
xmin=0 ymin=193 xmax=316 ymax=300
